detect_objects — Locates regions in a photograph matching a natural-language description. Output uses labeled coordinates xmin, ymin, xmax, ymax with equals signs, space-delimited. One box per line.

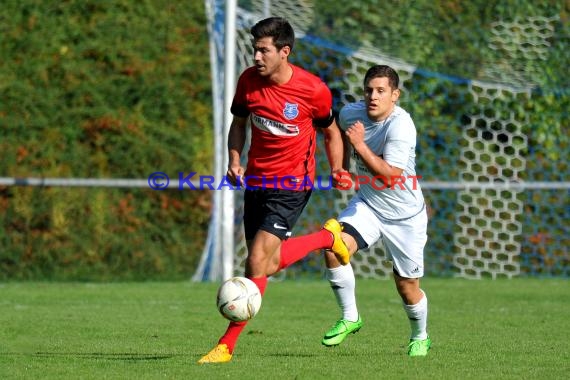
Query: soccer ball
xmin=216 ymin=277 xmax=262 ymax=322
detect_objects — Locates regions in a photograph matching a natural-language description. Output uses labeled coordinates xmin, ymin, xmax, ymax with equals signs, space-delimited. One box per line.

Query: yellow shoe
xmin=323 ymin=219 xmax=350 ymax=265
xmin=197 ymin=343 xmax=232 ymax=364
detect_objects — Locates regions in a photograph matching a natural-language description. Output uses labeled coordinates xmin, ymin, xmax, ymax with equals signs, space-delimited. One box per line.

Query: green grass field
xmin=1 ymin=278 xmax=568 ymax=379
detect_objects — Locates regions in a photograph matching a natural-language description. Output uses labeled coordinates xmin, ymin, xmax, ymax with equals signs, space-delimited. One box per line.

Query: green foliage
xmin=526 ymin=89 xmax=570 ymax=162
xmin=1 ymin=0 xmax=212 ymax=177
xmin=0 ymin=187 xmax=211 ymax=281
xmin=1 ymin=1 xmax=567 ymax=280
xmin=310 ymin=0 xmax=569 ymax=163
xmin=311 ymin=0 xmax=568 ymax=82
xmin=1 ymin=279 xmax=569 ymax=378
xmin=0 ymin=0 xmax=212 ymax=280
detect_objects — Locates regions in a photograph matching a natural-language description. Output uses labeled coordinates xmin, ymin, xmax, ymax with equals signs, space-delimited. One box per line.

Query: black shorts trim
xmin=339 ymin=222 xmax=368 ymax=250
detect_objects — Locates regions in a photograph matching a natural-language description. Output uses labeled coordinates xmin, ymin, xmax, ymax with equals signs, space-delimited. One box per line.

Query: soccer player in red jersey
xmin=198 ymin=17 xmax=349 ymax=363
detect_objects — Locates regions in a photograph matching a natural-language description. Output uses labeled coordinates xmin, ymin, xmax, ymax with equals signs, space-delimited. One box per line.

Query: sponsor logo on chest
xmin=251 ymin=110 xmax=299 ymax=136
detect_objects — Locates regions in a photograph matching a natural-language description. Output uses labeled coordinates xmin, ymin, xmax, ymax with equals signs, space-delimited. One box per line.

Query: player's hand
xmin=226 ymin=165 xmax=245 ymax=187
xmin=332 ymin=169 xmax=352 ymax=190
xmin=345 ymin=120 xmax=366 ymax=148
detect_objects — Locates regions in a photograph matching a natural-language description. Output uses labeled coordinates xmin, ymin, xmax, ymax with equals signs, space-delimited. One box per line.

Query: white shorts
xmin=339 ymin=195 xmax=428 ymax=278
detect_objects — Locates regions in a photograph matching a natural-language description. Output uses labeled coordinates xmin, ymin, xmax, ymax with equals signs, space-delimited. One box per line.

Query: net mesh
xmin=223 ymin=1 xmax=569 ymax=279
xmin=483 ymin=16 xmax=559 ymax=86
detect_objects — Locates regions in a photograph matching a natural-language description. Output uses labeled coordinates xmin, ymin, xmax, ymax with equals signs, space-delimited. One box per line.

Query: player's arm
xmin=318 ymin=115 xmax=352 ymax=190
xmin=346 ymin=120 xmax=403 ymax=187
xmin=320 ymin=117 xmax=345 ymax=174
xmin=312 ymin=83 xmax=346 ymax=177
xmin=341 ymin=127 xmax=351 ymax=170
xmin=227 ymin=115 xmax=248 ymax=186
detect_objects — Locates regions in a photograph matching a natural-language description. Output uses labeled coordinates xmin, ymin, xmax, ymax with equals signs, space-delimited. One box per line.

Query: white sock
xmin=402 ymin=290 xmax=428 ymax=340
xmin=326 ymin=264 xmax=359 ymax=322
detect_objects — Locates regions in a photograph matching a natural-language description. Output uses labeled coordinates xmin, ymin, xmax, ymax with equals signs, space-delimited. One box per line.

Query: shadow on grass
xmin=1 ymin=352 xmax=179 ymax=361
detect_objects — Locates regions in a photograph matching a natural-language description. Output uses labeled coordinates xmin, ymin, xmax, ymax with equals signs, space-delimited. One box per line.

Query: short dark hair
xmin=363 ymin=65 xmax=399 ymax=90
xmin=251 ymin=17 xmax=295 ymax=51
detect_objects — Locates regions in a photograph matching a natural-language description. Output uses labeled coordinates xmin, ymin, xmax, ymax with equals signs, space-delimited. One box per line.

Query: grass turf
xmin=1 ymin=278 xmax=568 ymax=379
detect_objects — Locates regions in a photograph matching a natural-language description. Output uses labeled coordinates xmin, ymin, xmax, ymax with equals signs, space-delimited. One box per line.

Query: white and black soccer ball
xmin=216 ymin=277 xmax=262 ymax=322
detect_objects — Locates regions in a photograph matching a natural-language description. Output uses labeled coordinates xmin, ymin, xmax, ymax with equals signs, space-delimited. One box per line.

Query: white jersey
xmin=338 ymin=102 xmax=424 ymax=220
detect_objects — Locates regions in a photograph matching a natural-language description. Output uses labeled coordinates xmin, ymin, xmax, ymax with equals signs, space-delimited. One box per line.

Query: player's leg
xmin=214 ymin=230 xmax=278 ymax=352
xmin=275 ymin=218 xmax=349 ymax=272
xmin=199 ymin=189 xmax=276 ymax=363
xmin=259 ymin=188 xmax=348 ymax=274
xmin=322 ymin=196 xmax=380 ymax=346
xmin=393 ymin=272 xmax=430 ymax=356
xmin=198 ymin=233 xmax=274 ymax=364
xmin=395 ymin=276 xmax=431 ymax=357
xmin=384 ymin=209 xmax=430 ymax=356
xmin=321 ymin=246 xmax=362 ymax=347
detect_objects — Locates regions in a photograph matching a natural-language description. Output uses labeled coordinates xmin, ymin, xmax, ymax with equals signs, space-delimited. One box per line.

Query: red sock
xmin=218 ymin=276 xmax=268 ymax=353
xmin=249 ymin=276 xmax=267 ymax=295
xmin=278 ymin=229 xmax=333 ymax=270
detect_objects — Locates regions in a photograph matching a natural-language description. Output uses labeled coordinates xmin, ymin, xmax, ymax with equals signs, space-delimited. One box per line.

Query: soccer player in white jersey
xmin=323 ymin=64 xmax=431 ymax=357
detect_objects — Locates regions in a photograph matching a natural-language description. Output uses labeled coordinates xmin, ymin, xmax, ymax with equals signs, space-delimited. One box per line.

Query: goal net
xmin=196 ymin=0 xmax=569 ymax=281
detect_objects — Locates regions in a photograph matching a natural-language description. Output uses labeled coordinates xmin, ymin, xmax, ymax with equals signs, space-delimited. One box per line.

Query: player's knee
xmin=340 ymin=232 xmax=358 ymax=254
xmin=246 ymin=254 xmax=269 ymax=276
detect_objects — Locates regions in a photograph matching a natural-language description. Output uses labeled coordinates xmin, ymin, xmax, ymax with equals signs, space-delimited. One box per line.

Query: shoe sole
xmin=321 ymin=327 xmax=362 ymax=347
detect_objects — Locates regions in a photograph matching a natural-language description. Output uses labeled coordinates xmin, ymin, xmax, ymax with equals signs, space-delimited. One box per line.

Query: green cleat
xmin=407 ymin=336 xmax=431 ymax=357
xmin=321 ymin=317 xmax=363 ymax=346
